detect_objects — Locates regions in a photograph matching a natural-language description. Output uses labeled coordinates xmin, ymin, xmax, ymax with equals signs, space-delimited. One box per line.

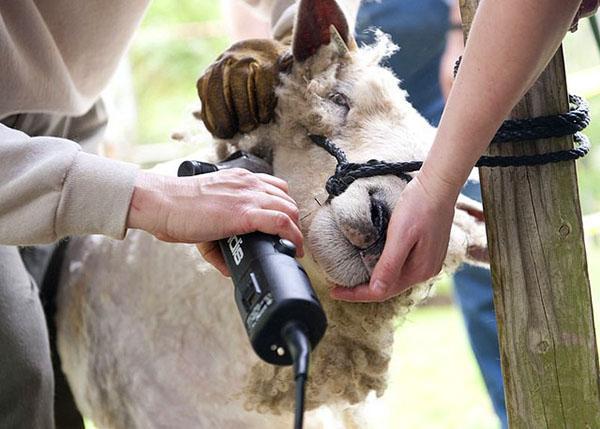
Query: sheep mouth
xmin=308 ymin=241 xmax=372 ymax=287
xmin=307 ymin=210 xmax=383 ymax=288
xmin=321 ymin=237 xmax=385 ymax=289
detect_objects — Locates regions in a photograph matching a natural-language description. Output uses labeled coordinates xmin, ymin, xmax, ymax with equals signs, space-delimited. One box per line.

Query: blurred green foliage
xmin=139 ymin=0 xmax=221 ymax=26
xmin=578 ymin=95 xmax=600 ymax=214
xmin=129 ymin=0 xmax=229 ymax=145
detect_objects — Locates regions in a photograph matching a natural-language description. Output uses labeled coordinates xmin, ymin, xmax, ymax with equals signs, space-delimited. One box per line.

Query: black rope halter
xmin=310 ymin=94 xmax=591 ymax=199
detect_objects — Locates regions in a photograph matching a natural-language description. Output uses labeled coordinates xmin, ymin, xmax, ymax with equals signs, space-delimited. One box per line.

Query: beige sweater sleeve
xmin=242 ymin=0 xmax=361 ymax=39
xmin=0 ymin=124 xmax=138 ymax=245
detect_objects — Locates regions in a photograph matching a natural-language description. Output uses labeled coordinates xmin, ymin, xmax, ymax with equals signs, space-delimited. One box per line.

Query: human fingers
xmin=243 ymin=209 xmax=304 ymax=257
xmin=254 ymin=173 xmax=290 ymax=194
xmin=218 ymin=169 xmax=297 ymax=216
xmin=394 ymin=233 xmax=447 ymax=287
xmin=366 ymin=212 xmax=419 ymax=291
xmin=258 ymin=182 xmax=297 ymax=207
xmin=330 ymin=221 xmax=418 ymax=303
xmin=332 ymin=222 xmax=447 ymax=302
xmin=246 ymin=173 xmax=295 ymax=206
xmin=330 ymin=281 xmax=393 ymax=302
xmin=329 ymin=236 xmax=418 ymax=302
xmin=254 ymin=193 xmax=300 ymax=225
xmin=196 ymin=242 xmax=231 ymax=277
xmin=329 ymin=213 xmax=420 ymax=303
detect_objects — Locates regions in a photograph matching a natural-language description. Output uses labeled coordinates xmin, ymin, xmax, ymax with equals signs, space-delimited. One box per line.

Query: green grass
xmin=380 ymin=238 xmax=600 ymax=429
xmin=139 ymin=0 xmax=222 ymax=27
xmin=375 ymin=306 xmax=500 ymax=429
xmin=588 ymin=239 xmax=600 ymax=311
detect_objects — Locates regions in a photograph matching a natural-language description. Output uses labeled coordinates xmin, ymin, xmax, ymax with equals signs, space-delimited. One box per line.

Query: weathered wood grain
xmin=459 ymin=1 xmax=600 ymax=427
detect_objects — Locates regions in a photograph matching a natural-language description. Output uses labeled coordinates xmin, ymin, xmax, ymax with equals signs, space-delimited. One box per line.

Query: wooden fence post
xmin=458 ymin=1 xmax=600 ymax=427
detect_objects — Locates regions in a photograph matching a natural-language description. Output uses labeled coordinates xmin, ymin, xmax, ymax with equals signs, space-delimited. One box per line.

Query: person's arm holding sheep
xmin=332 ymin=0 xmax=592 ymax=301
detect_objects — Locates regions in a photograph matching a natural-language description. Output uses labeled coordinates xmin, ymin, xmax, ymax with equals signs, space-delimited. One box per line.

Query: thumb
xmin=369 ymin=228 xmax=417 ymax=295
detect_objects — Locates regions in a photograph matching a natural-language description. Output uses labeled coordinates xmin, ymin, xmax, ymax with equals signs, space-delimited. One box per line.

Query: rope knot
xmin=325 ymin=176 xmax=348 ymax=197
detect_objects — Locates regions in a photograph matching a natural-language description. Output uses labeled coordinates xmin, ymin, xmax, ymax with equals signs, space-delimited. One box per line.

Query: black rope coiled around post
xmin=493 ymin=94 xmax=590 ymax=143
xmin=310 ymin=93 xmax=591 ymax=198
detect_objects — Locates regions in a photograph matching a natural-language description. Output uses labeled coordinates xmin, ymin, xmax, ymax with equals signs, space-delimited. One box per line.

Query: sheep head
xmin=220 ymin=0 xmax=487 ymax=292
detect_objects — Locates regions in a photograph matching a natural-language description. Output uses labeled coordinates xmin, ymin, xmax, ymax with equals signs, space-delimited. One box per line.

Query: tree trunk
xmin=458 ymin=1 xmax=600 ymax=427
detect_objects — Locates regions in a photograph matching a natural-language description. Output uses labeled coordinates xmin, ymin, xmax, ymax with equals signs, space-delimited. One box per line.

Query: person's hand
xmin=127 ymin=169 xmax=303 ymax=276
xmin=197 ymin=39 xmax=292 ymax=139
xmin=195 ymin=241 xmax=230 ymax=276
xmin=330 ymin=174 xmax=457 ymax=302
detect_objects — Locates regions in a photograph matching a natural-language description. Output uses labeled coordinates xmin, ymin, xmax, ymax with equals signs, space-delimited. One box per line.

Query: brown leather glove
xmin=197 ymin=39 xmax=292 ymax=139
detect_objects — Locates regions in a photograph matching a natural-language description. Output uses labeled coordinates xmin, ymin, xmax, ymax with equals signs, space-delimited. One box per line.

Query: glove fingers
xmin=254 ymin=62 xmax=277 ymax=125
xmin=196 ymin=40 xmax=289 ymax=139
xmin=198 ymin=60 xmax=238 ymax=139
xmin=254 ymin=51 xmax=291 ymax=124
xmin=197 ymin=73 xmax=218 ymax=135
xmin=229 ymin=59 xmax=260 ymax=134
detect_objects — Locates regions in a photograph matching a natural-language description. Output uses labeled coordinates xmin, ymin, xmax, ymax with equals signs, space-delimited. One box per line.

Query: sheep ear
xmin=292 ymin=0 xmax=357 ymax=63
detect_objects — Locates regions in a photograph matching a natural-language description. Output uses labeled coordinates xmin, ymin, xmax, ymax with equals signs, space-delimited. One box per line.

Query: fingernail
xmin=372 ymin=279 xmax=387 ymax=291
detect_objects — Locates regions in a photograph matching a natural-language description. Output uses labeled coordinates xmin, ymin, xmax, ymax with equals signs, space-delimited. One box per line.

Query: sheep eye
xmin=328 ymin=92 xmax=350 ymax=111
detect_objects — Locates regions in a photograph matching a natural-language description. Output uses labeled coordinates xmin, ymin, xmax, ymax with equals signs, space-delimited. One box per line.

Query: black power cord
xmin=282 ymin=321 xmax=311 ymax=429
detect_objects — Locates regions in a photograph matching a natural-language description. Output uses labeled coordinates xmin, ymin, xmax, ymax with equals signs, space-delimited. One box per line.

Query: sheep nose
xmin=338 ymin=196 xmax=390 ymax=250
xmin=360 ymin=197 xmax=390 ymax=274
xmin=369 ymin=197 xmax=390 ymax=239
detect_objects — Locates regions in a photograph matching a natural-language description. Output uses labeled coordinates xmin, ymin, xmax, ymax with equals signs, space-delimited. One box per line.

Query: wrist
xmin=417 ymin=163 xmax=466 ymax=205
xmin=127 ymin=171 xmax=170 ymax=233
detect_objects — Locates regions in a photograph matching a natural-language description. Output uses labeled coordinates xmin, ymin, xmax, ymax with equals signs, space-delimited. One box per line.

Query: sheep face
xmin=226 ymin=27 xmax=460 ymax=290
xmin=279 ymin=36 xmax=436 ymax=288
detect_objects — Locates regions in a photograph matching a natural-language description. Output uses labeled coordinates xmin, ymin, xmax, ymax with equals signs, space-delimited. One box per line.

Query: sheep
xmin=55 ymin=0 xmax=487 ymax=427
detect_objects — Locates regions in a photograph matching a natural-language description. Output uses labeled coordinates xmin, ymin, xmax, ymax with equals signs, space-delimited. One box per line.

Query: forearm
xmin=420 ymin=0 xmax=581 ymax=199
xmin=0 ymin=124 xmax=138 ymax=245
